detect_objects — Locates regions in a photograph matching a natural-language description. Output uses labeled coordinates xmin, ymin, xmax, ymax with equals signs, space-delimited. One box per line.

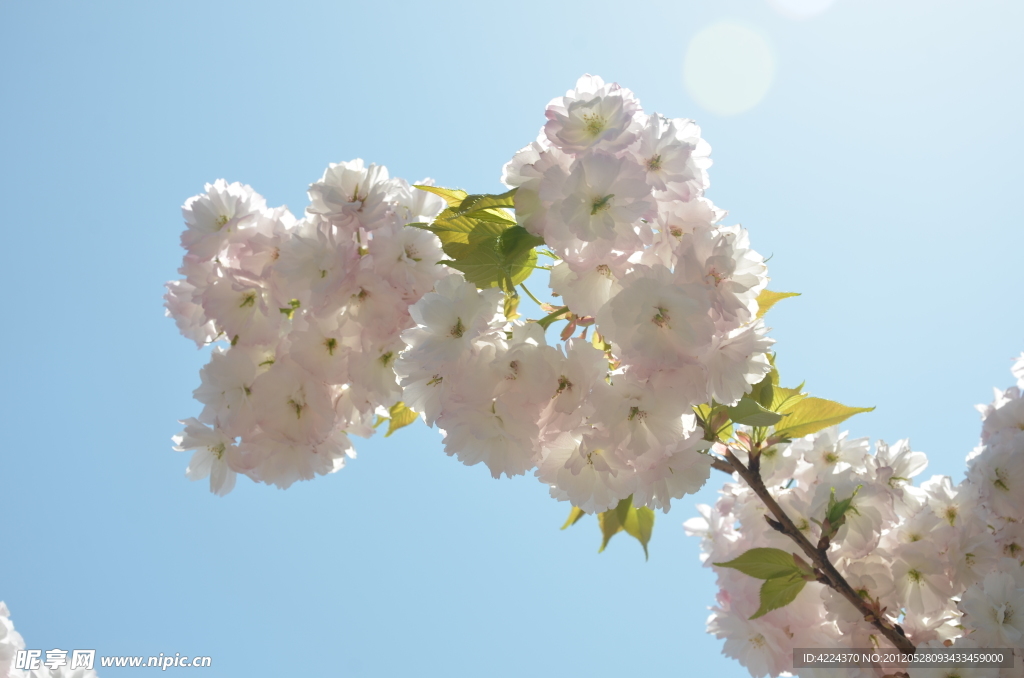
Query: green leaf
xmin=714 ymin=547 xmax=803 ymax=580
xmin=419 ymin=196 xmax=541 ymax=293
xmin=727 ymin=395 xmax=787 ymax=427
xmin=773 ymin=397 xmax=874 ymax=439
xmin=384 ymin=401 xmax=419 ymax=437
xmin=413 ymin=185 xmax=468 ymax=207
xmin=456 ymin=188 xmax=518 ymax=215
xmin=461 ymin=207 xmax=517 ymax=226
xmin=561 ymin=506 xmax=586 ymax=530
xmin=621 ymin=504 xmax=655 ymax=560
xmin=443 ymin=245 xmax=537 ymax=292
xmin=595 ymin=496 xmax=653 ymax=558
xmin=597 ymin=505 xmax=624 ymax=552
xmin=748 ymin=368 xmax=778 ymax=409
xmin=756 ymin=290 xmax=800 ymax=318
xmin=497 ymin=225 xmax=545 ymax=257
xmin=770 ymin=386 xmax=808 ymax=413
xmin=750 ymin=572 xmax=807 ymax=619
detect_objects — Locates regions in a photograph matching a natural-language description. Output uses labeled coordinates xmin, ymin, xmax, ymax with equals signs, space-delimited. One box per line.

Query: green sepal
xmin=825 ymin=485 xmax=862 ymax=527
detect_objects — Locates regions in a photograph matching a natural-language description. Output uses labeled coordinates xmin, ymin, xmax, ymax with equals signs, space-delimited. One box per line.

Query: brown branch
xmin=720 ymin=448 xmax=916 ymax=655
xmin=710 ymin=455 xmax=734 ymax=475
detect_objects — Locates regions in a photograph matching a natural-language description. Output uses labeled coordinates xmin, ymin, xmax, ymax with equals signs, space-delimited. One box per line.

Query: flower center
xmin=582 ymin=112 xmax=606 ymax=137
xmin=652 ymin=306 xmax=670 ymax=328
xmin=591 ymin=194 xmax=614 ymax=215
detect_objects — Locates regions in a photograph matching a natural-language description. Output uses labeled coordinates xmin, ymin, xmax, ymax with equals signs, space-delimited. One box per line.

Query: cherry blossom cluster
xmin=395 ymin=74 xmax=773 ymax=512
xmin=165 ymin=162 xmax=448 ymax=492
xmin=685 ymin=355 xmax=1024 ymax=678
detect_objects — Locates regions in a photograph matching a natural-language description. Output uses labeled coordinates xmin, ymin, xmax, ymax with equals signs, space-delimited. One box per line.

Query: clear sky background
xmin=1 ymin=0 xmax=1022 ymax=676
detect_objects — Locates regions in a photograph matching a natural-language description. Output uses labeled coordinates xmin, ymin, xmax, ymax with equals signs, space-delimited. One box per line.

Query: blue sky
xmin=1 ymin=0 xmax=1022 ymax=675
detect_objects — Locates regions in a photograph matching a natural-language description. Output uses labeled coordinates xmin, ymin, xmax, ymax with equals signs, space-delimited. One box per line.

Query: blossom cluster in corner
xmin=685 ymin=355 xmax=1024 ymax=677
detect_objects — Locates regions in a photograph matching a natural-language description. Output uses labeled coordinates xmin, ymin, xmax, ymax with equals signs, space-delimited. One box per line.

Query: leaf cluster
xmin=411 ymin=187 xmax=543 ymax=305
xmin=561 ymin=496 xmax=655 ymax=560
xmin=714 ymin=548 xmax=817 ymax=619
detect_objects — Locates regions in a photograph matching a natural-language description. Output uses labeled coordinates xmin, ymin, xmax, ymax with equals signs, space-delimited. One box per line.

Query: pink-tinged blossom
xmin=967 ymin=444 xmax=1024 ymax=520
xmin=180 ymin=179 xmax=266 ymax=261
xmin=543 ymin=74 xmax=642 ymax=154
xmin=241 ymin=429 xmax=353 ymax=490
xmin=548 ymin=257 xmax=626 ymax=320
xmin=164 ymin=279 xmax=217 ymax=347
xmin=287 ymin=315 xmax=356 ymax=386
xmin=674 ymin=224 xmax=767 ymax=324
xmin=438 ymin=397 xmax=539 ymax=479
xmin=401 ymin=274 xmax=505 ymax=367
xmin=632 ymin=427 xmax=712 ymax=511
xmin=632 ymin=113 xmax=711 ymax=200
xmin=792 ymin=426 xmax=871 ymax=482
xmin=201 ymin=276 xmax=281 ymax=347
xmin=959 ymin=571 xmax=1024 ymax=647
xmin=307 ymin=159 xmax=395 ymax=229
xmin=701 ymin=320 xmax=774 ymax=406
xmin=892 ymin=542 xmax=955 ymax=617
xmin=501 ymin=141 xmax=573 ymax=241
xmin=249 ymin=359 xmax=336 ymax=445
xmin=192 ymin=346 xmax=261 ymax=436
xmin=272 ymin=215 xmax=358 ymax=314
xmin=172 ymin=418 xmax=243 ymax=496
xmin=537 ymin=431 xmax=634 ymax=514
xmin=871 ymin=438 xmax=928 ymax=499
xmin=590 ymin=374 xmax=692 ymax=463
xmin=553 ymin=151 xmax=654 ymax=244
xmin=547 ymin=339 xmax=607 ymax=417
xmin=598 ymin=265 xmax=714 ymax=370
xmin=708 ymin=599 xmax=794 ymax=678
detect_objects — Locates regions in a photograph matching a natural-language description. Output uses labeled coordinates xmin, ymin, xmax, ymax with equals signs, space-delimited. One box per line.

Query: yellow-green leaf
xmin=621 ymin=504 xmax=655 ymax=560
xmin=595 ymin=496 xmax=654 ymax=558
xmin=561 ymin=506 xmax=585 ymax=530
xmin=756 ymin=290 xmax=800 ymax=318
xmin=456 ymin=189 xmax=518 ymax=215
xmin=727 ymin=395 xmax=787 ymax=427
xmin=384 ymin=401 xmax=419 ymax=437
xmin=773 ymin=397 xmax=874 ymax=439
xmin=770 ymin=386 xmax=808 ymax=413
xmin=597 ymin=505 xmax=624 ymax=552
xmin=714 ymin=547 xmax=803 ymax=580
xmin=413 ymin=185 xmax=468 ymax=207
xmin=750 ymin=573 xmax=807 ymax=619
